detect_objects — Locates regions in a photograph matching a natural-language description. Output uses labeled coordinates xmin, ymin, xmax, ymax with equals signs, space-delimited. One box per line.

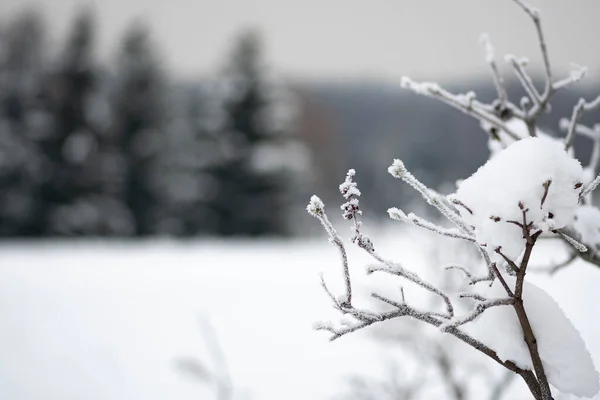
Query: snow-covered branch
xmin=400 ymin=77 xmax=521 ymax=141
xmin=564 ymin=95 xmax=600 ymax=150
xmin=400 ymin=0 xmax=600 ymax=269
xmin=480 ymin=33 xmax=507 ymax=108
xmin=308 ymin=1 xmax=600 ymax=399
xmin=307 ymin=195 xmax=353 ymax=306
xmin=441 ymin=297 xmax=514 ymax=330
xmin=308 ymin=137 xmax=598 ymax=399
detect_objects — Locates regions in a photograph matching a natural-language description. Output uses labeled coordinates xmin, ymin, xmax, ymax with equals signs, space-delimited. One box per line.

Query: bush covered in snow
xmin=307 ymin=1 xmax=600 ymax=399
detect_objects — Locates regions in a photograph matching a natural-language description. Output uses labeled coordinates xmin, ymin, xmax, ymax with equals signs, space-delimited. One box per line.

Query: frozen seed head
xmin=339 ymin=169 xmax=361 ymax=199
xmin=387 ymin=207 xmax=407 ymax=221
xmin=388 ymin=159 xmax=407 ymax=178
xmin=307 ymin=195 xmax=325 ymax=217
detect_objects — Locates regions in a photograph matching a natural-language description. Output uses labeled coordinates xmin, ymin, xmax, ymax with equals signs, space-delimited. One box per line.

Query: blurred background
xmin=0 ymin=1 xmax=599 ymax=399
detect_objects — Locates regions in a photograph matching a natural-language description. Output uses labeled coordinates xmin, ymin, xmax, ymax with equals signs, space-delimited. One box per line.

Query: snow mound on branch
xmin=467 ymin=278 xmax=599 ymax=397
xmin=573 ymin=205 xmax=600 ymax=251
xmin=483 ymin=118 xmax=531 ymax=154
xmin=454 ymin=136 xmax=583 ymax=261
xmin=482 ymin=118 xmax=567 ymax=156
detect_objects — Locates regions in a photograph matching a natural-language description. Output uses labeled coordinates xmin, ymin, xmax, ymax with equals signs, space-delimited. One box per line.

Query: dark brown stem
xmin=540 ymin=180 xmax=552 ymax=208
xmin=491 ymin=263 xmax=514 ymax=298
xmin=513 ymin=298 xmax=552 ymax=399
xmin=495 ymin=247 xmax=521 ymax=274
xmin=518 ymin=369 xmax=543 ymax=400
xmin=513 ymin=228 xmax=551 ymax=399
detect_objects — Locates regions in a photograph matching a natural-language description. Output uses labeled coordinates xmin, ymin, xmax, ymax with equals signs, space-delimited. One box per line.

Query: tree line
xmin=0 ymin=9 xmax=306 ymax=238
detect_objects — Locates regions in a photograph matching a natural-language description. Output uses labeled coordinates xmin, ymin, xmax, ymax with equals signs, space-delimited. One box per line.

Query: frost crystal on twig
xmin=306 ymin=195 xmax=324 ymax=217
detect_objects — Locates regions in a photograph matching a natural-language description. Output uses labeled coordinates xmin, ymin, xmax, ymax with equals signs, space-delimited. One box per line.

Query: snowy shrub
xmin=307 ymin=1 xmax=600 ymax=399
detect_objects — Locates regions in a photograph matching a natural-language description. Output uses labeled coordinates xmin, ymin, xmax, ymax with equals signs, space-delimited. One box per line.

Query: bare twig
xmin=511 ymin=0 xmax=552 ymax=90
xmin=400 ymin=77 xmax=521 ymax=140
xmin=581 ymin=173 xmax=600 ymax=200
xmin=553 ymin=229 xmax=588 ymax=253
xmin=565 ymin=94 xmax=600 ymax=150
xmin=480 ymin=33 xmax=507 ymax=108
xmin=307 ymin=196 xmax=353 ymax=306
xmin=388 ymin=207 xmax=476 ymax=243
xmin=441 ymin=297 xmax=513 ymax=330
xmin=506 ymin=55 xmax=541 ymax=111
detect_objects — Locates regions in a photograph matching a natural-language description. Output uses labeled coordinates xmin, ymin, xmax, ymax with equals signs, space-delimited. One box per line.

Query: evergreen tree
xmin=111 ymin=23 xmax=166 ymax=236
xmin=0 ymin=11 xmax=49 ymax=236
xmin=207 ymin=30 xmax=304 ymax=236
xmin=156 ymin=84 xmax=222 ymax=236
xmin=41 ymin=9 xmax=110 ymax=235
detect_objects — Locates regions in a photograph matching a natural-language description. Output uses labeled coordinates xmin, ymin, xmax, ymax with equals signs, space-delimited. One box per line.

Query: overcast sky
xmin=1 ymin=0 xmax=599 ymax=83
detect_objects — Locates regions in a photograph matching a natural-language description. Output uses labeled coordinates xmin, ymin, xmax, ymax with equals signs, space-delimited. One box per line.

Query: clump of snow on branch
xmin=482 ymin=118 xmax=563 ymax=156
xmin=467 ymin=278 xmax=599 ymax=397
xmin=454 ymin=136 xmax=583 ymax=260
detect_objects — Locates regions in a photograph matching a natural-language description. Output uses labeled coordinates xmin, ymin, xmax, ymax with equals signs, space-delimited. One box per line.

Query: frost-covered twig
xmin=480 ymin=33 xmax=507 ymax=108
xmin=400 ymin=77 xmax=521 ymax=141
xmin=506 ymin=55 xmax=540 ymax=111
xmin=445 ymin=263 xmax=494 ymax=285
xmin=564 ymin=94 xmax=600 ymax=150
xmin=511 ymin=0 xmax=551 ymax=90
xmin=307 ymin=196 xmax=353 ymax=306
xmin=388 ymin=207 xmax=476 ymax=243
xmin=552 ymin=229 xmax=588 ymax=253
xmin=552 ymin=64 xmax=587 ymax=91
xmin=441 ymin=297 xmax=513 ymax=330
xmin=367 ymin=262 xmax=453 ymax=318
xmin=581 ymin=173 xmax=600 ymax=201
xmin=389 ymin=160 xmax=474 ymax=235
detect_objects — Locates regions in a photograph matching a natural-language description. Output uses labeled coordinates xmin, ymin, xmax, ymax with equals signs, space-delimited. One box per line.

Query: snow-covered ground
xmin=0 ymin=232 xmax=598 ymax=400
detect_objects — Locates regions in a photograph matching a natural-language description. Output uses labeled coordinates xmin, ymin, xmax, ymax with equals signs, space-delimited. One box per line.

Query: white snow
xmin=481 ymin=118 xmax=565 ymax=156
xmin=0 ymin=240 xmax=381 ymax=400
xmin=573 ymin=205 xmax=600 ymax=250
xmin=467 ymin=277 xmax=599 ymax=397
xmin=0 ymin=236 xmax=597 ymax=400
xmin=454 ymin=136 xmax=583 ymax=261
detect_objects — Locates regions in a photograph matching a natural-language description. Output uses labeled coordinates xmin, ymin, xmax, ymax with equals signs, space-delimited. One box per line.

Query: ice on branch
xmin=388 ymin=159 xmax=407 ymax=178
xmin=339 ymin=169 xmax=361 ymax=198
xmin=339 ymin=169 xmax=362 ymax=220
xmin=467 ymin=278 xmax=599 ymax=397
xmin=306 ymin=195 xmax=325 ymax=217
xmin=454 ymin=136 xmax=583 ymax=261
xmin=399 ymin=77 xmax=441 ymax=96
xmin=482 ymin=118 xmax=562 ymax=155
xmin=568 ymin=63 xmax=587 ymax=82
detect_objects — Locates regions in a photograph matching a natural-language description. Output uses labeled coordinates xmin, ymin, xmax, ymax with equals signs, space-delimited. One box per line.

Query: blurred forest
xmin=1 ymin=9 xmax=598 ymax=238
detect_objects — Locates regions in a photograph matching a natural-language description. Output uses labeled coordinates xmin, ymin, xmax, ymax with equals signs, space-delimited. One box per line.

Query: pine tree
xmin=40 ymin=9 xmax=107 ymax=235
xmin=156 ymin=84 xmax=221 ymax=236
xmin=208 ymin=30 xmax=303 ymax=236
xmin=0 ymin=11 xmax=49 ymax=236
xmin=111 ymin=23 xmax=166 ymax=236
